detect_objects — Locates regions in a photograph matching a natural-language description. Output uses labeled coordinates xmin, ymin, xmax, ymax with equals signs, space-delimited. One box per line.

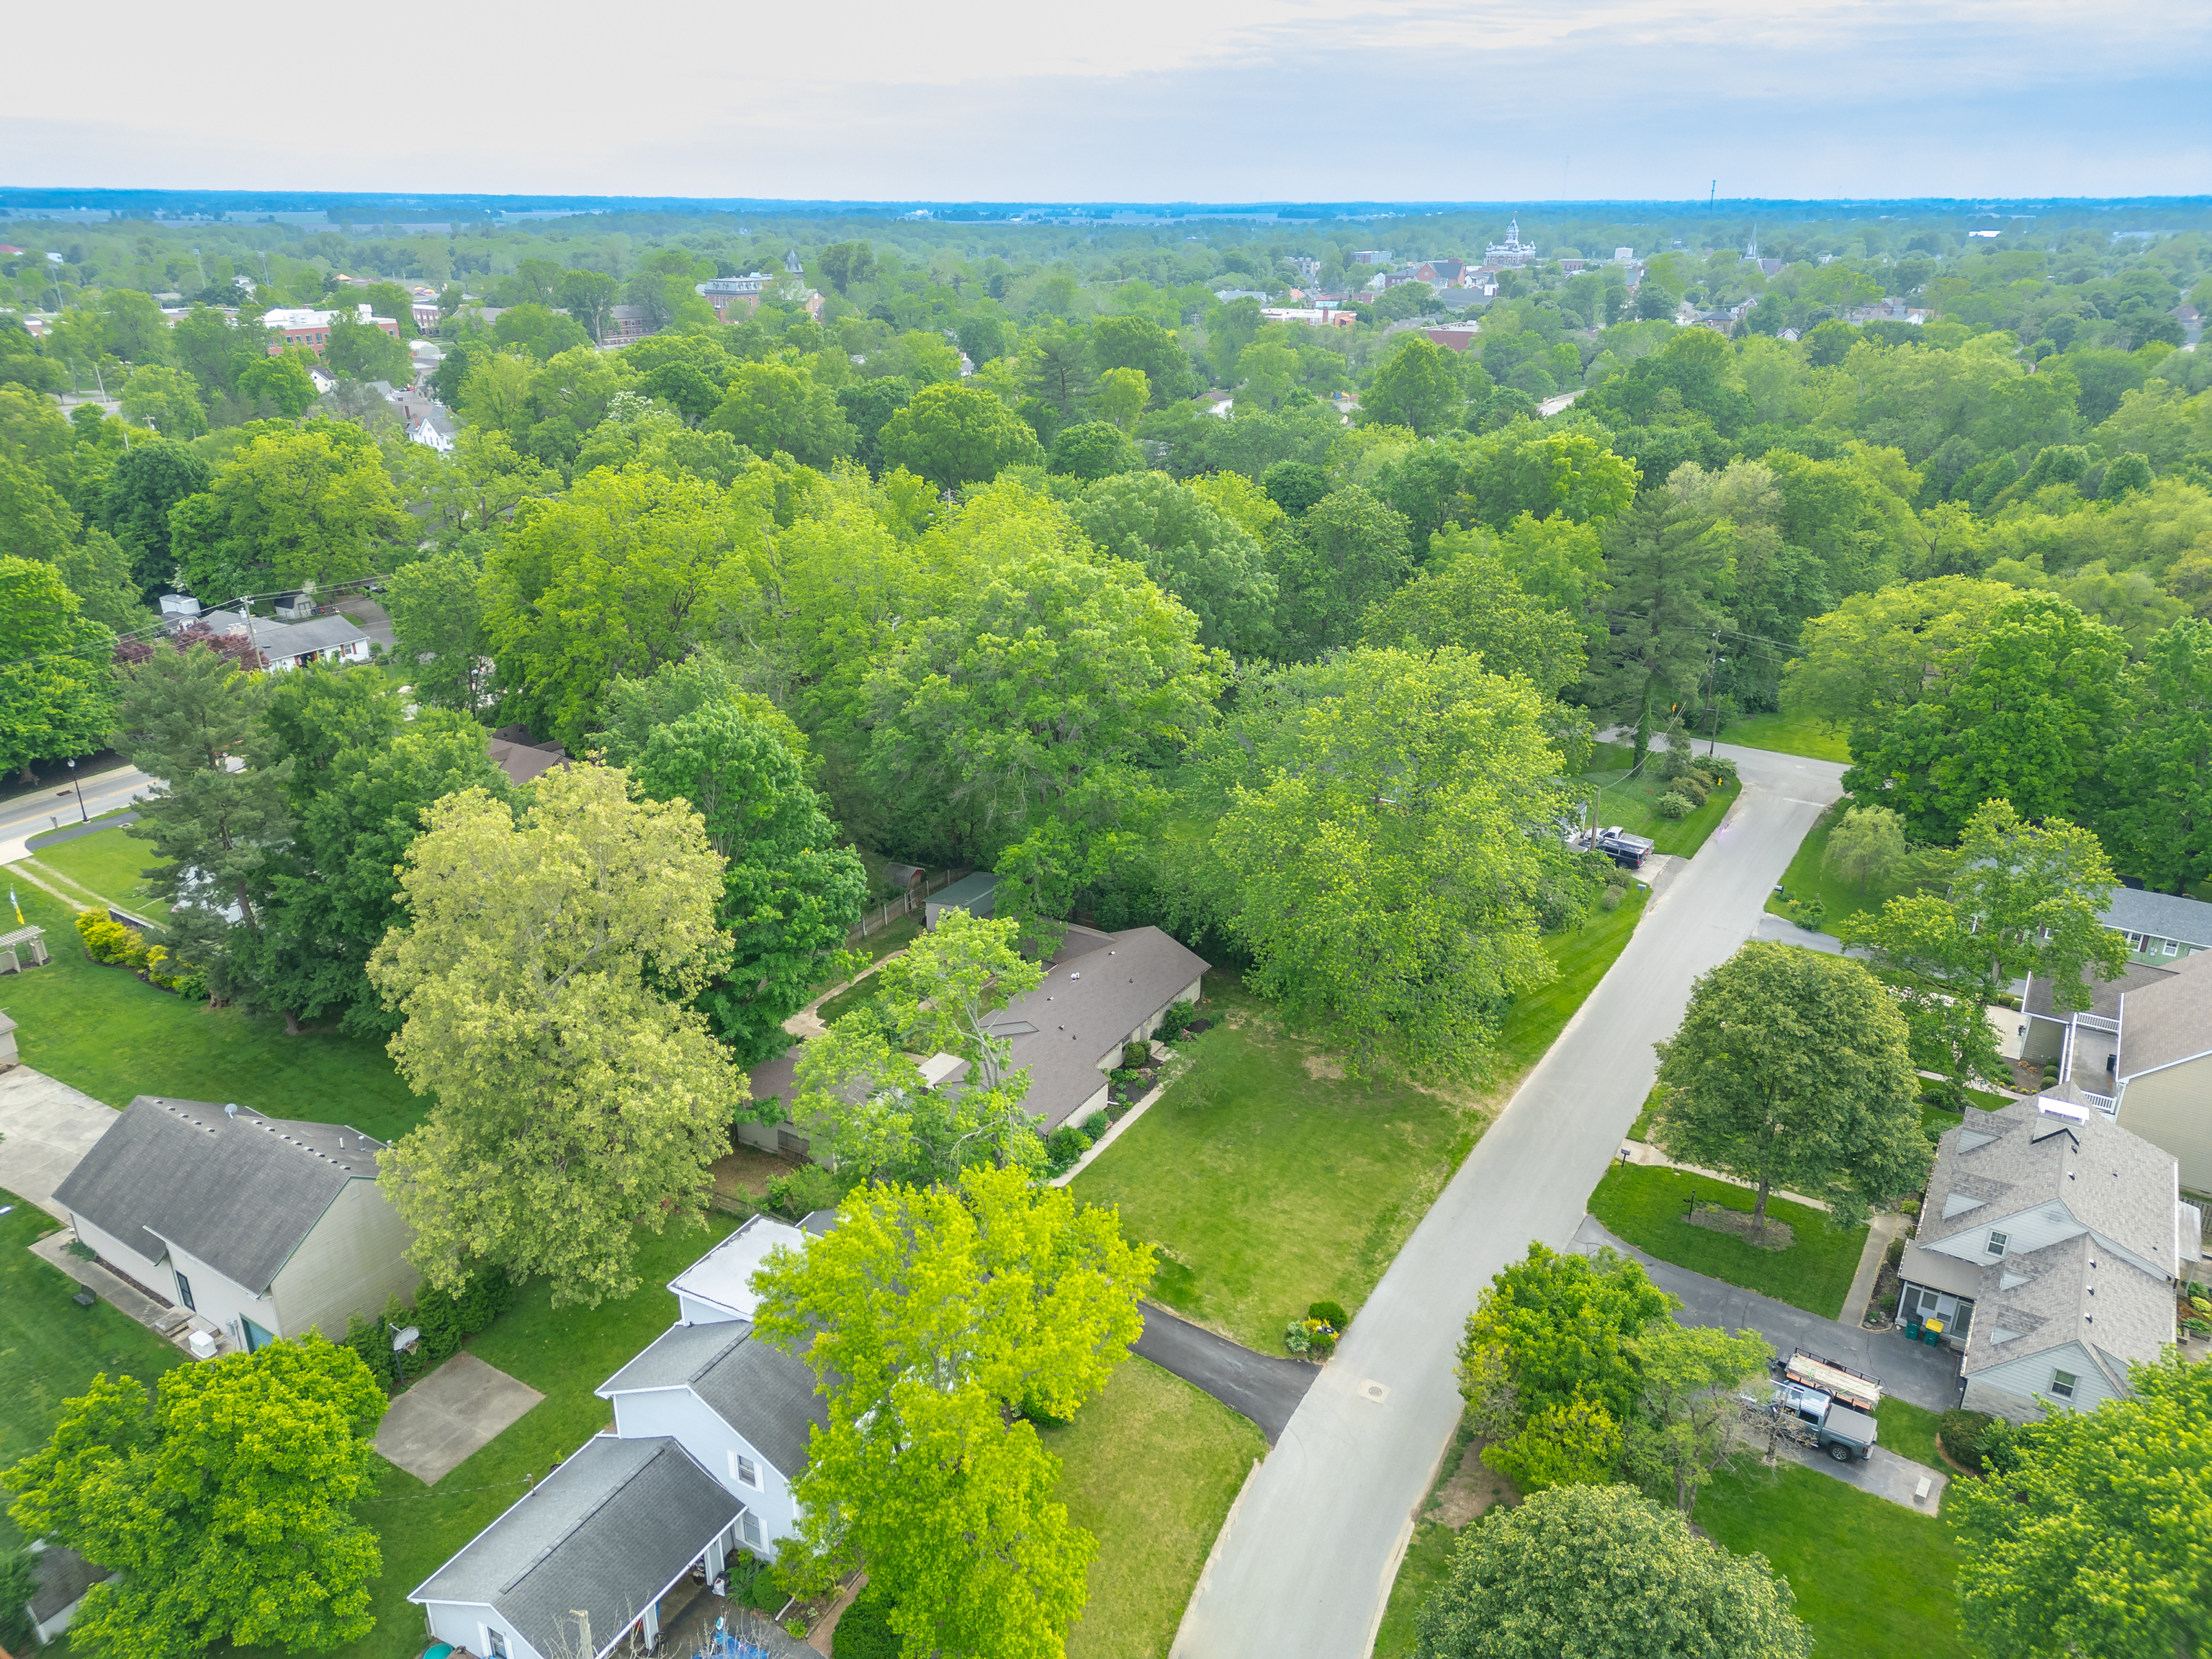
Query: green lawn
xmin=1714 ymin=711 xmax=1852 ymax=763
xmin=1697 ymin=1463 xmax=1971 ymax=1659
xmin=1576 ymin=743 xmax=1741 ymax=858
xmin=1043 ymin=1356 xmax=1264 ymax=1659
xmin=1071 ymin=975 xmax=1485 ymax=1349
xmin=1875 ymin=1396 xmax=1948 ymax=1476
xmin=0 ymin=881 xmax=426 ymax=1143
xmin=1374 ymin=1520 xmax=1457 ymax=1659
xmin=331 ymin=1211 xmax=742 ymax=1659
xmin=1494 ymin=885 xmax=1649 ymax=1072
xmin=1588 ymin=1163 xmax=1868 ymax=1320
xmin=1764 ymin=817 xmax=1920 ymax=930
xmin=24 ymin=822 xmax=171 ymax=920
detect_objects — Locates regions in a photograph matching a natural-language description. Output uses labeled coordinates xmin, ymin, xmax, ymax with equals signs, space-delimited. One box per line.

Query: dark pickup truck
xmin=1575 ymin=825 xmax=1655 ymax=871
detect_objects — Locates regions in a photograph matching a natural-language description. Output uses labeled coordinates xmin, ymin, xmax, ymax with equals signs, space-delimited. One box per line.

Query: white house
xmin=24 ymin=1543 xmax=112 ymax=1645
xmin=1896 ymin=1097 xmax=2196 ymax=1421
xmin=52 ymin=1097 xmax=418 ymax=1353
xmin=198 ymin=608 xmax=372 ymax=672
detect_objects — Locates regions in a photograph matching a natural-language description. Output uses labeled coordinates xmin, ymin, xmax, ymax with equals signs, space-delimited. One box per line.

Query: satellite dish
xmin=392 ymin=1326 xmax=421 ymax=1352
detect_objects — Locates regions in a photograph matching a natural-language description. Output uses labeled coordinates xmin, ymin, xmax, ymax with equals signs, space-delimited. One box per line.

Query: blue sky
xmin=6 ymin=0 xmax=2208 ymax=198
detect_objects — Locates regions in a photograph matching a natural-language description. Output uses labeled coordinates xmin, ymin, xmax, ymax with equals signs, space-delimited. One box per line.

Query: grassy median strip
xmin=1588 ymin=1162 xmax=1866 ymax=1321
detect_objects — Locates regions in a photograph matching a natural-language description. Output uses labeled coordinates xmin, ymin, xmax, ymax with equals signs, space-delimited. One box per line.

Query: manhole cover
xmin=1359 ymin=1380 xmax=1390 ymax=1403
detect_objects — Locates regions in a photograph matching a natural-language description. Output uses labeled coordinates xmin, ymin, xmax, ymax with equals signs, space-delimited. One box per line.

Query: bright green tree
xmin=1457 ymin=1243 xmax=1676 ymax=1443
xmin=1415 ymin=1484 xmax=1809 ymax=1659
xmin=1363 ymin=336 xmax=1465 ymax=434
xmin=168 ymin=423 xmax=408 ymax=598
xmin=1046 ymin=419 xmax=1141 ymax=480
xmin=1069 ymin=471 xmax=1278 ymax=657
xmin=1090 ymin=365 xmax=1149 ymax=430
xmin=118 ymin=364 xmax=207 ymax=439
xmin=875 ymin=382 xmax=1046 ymax=493
xmin=492 ymin=302 xmax=590 ymax=361
xmin=1953 ymin=1354 xmax=2210 ymax=1659
xmin=1623 ymin=1323 xmax=1773 ymax=1513
xmin=1207 ymin=647 xmax=1570 ymax=1079
xmin=323 ymin=314 xmax=412 ymax=385
xmin=235 ymin=351 xmax=319 ymax=417
xmin=1272 ymin=485 xmax=1414 ymax=657
xmin=631 ymin=700 xmax=868 ymax=1065
xmin=0 ymin=556 xmax=117 ymax=784
xmin=1834 ymin=891 xmax=2010 ymax=1095
xmin=749 ymin=1165 xmax=1151 ymax=1659
xmin=1820 ymin=804 xmax=1908 ymax=895
xmin=1483 ymin=1394 xmax=1626 ymax=1494
xmin=1650 ymin=942 xmax=1928 ymax=1228
xmin=2098 ymin=617 xmax=2212 ymax=893
xmin=2 ymin=1335 xmax=387 ymax=1659
xmin=703 ymin=361 xmax=855 ymax=468
xmin=1943 ymin=798 xmax=2128 ymax=1013
xmin=1359 ymin=536 xmax=1588 ymax=696
xmin=383 ymin=544 xmax=492 ymax=714
xmin=368 ymin=763 xmax=746 ymax=1305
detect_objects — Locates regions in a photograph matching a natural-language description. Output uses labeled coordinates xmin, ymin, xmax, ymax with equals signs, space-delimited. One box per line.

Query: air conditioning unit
xmin=187 ymin=1330 xmax=220 ymax=1359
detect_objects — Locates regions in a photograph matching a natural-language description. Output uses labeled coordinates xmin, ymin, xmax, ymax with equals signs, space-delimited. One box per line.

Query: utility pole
xmin=1701 ymin=634 xmax=1725 ymax=755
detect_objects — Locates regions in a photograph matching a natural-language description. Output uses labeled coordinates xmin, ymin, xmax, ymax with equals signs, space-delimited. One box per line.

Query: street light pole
xmin=66 ymin=757 xmax=86 ymax=824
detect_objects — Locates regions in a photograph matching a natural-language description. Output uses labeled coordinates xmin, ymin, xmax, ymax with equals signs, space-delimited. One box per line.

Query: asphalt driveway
xmin=1133 ymin=1302 xmax=1317 ymax=1443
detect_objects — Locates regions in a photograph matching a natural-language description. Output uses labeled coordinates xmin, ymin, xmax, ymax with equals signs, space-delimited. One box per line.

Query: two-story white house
xmin=52 ymin=1097 xmax=417 ymax=1353
xmin=1896 ymin=1097 xmax=2198 ymax=1421
xmin=410 ymin=1216 xmax=830 ymax=1659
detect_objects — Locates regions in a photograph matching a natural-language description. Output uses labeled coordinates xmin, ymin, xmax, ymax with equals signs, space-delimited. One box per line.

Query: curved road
xmin=1172 ymin=741 xmax=1847 ymax=1658
xmin=1 ymin=765 xmax=156 ymax=863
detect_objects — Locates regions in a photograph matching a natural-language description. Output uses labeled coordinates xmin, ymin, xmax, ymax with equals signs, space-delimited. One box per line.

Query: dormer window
xmin=2049 ymin=1370 xmax=2077 ymax=1401
xmin=1987 ymin=1230 xmax=2008 ymax=1259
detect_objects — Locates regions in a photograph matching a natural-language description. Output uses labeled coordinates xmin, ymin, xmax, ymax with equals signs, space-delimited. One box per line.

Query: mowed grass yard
xmin=1076 ymin=891 xmax=1648 ymax=1350
xmin=1765 ymin=815 xmax=1923 ymax=930
xmin=1575 ymin=742 xmax=1740 ymax=858
xmin=1698 ymin=1462 xmax=1971 ymax=1659
xmin=1714 ymin=711 xmax=1852 ymax=763
xmin=1588 ymin=1163 xmax=1867 ymax=1320
xmin=25 ymin=819 xmax=171 ymax=920
xmin=0 ymin=880 xmax=426 ymax=1143
xmin=1042 ymin=1357 xmax=1265 ymax=1659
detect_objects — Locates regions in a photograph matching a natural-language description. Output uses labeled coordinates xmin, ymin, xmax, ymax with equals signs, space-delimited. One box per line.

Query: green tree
xmin=1623 ymin=1323 xmax=1773 ymax=1513
xmin=0 ymin=556 xmax=117 ymax=783
xmin=1953 ymin=1354 xmax=2210 ymax=1659
xmin=874 ymin=382 xmax=1045 ymax=493
xmin=1942 ymin=798 xmax=2128 ymax=1013
xmin=1589 ymin=492 xmax=1733 ymax=762
xmin=98 ymin=440 xmax=211 ymax=591
xmin=1782 ymin=576 xmax=2015 ymax=742
xmin=367 ymin=764 xmax=746 ymax=1305
xmin=631 ymin=700 xmax=868 ymax=1066
xmin=1414 ymin=1484 xmax=1809 ymax=1659
xmin=1359 ymin=536 xmax=1588 ymax=696
xmin=1018 ymin=323 xmax=1097 ymax=421
xmin=1833 ymin=891 xmax=2010 ymax=1094
xmin=1457 ymin=1243 xmax=1676 ymax=1439
xmin=1483 ymin=1394 xmax=1626 ymax=1494
xmin=1273 ymin=485 xmax=1414 ymax=657
xmin=168 ymin=423 xmax=407 ymax=598
xmin=118 ymin=364 xmax=206 ymax=439
xmin=835 ymin=377 xmax=912 ymax=472
xmin=2098 ymin=617 xmax=2212 ymax=892
xmin=2 ymin=1336 xmax=387 ymax=1659
xmin=1465 ymin=431 xmax=1641 ymax=530
xmin=703 ymin=361 xmax=855 ymax=468
xmin=1046 ymin=419 xmax=1141 ymax=480
xmin=1090 ymin=365 xmax=1149 ymax=430
xmin=1069 ymin=471 xmax=1278 ymax=656
xmin=1363 ymin=336 xmax=1464 ymax=434
xmin=383 ymin=544 xmax=491 ymax=714
xmin=1650 ymin=942 xmax=1928 ymax=1228
xmin=234 ymin=351 xmax=318 ymax=417
xmin=749 ymin=1165 xmax=1151 ymax=1658
xmin=1091 ymin=315 xmax=1198 ymax=406
xmin=1820 ymin=804 xmax=1908 ymax=894
xmin=322 ymin=314 xmax=412 ymax=385
xmin=491 ymin=302 xmax=589 ymax=361
xmin=557 ymin=269 xmax=622 ymax=343
xmin=112 ymin=643 xmax=294 ymax=1012
xmin=1205 ymin=648 xmax=1571 ymax=1078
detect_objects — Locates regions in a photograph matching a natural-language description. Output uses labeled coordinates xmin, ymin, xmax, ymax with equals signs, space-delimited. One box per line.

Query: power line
xmin=1 ymin=573 xmax=397 ymax=673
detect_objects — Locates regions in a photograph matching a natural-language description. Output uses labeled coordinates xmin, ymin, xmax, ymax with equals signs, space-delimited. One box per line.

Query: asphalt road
xmin=1133 ymin=1302 xmax=1318 ymax=1444
xmin=0 ymin=764 xmax=155 ymax=861
xmin=1171 ymin=741 xmax=1847 ymax=1659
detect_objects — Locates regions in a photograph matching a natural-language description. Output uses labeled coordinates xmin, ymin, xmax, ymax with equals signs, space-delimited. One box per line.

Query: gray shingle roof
xmin=411 ymin=1435 xmax=742 ymax=1659
xmin=988 ymin=925 xmax=1208 ymax=1131
xmin=30 ymin=1545 xmax=108 ymax=1622
xmin=2103 ymin=887 xmax=2212 ymax=949
xmin=597 ymin=1322 xmax=826 ymax=1480
xmin=51 ymin=1097 xmax=382 ymax=1291
xmin=201 ymin=609 xmax=369 ymax=662
xmin=1961 ymin=1231 xmax=2172 ymax=1388
xmin=2022 ymin=958 xmax=2174 ymax=1023
xmin=1922 ymin=1101 xmax=2177 ymax=1262
xmin=2118 ymin=949 xmax=2212 ymax=1076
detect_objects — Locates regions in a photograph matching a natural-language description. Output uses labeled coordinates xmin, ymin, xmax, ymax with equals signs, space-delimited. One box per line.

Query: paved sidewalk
xmin=1573 ymin=1215 xmax=1961 ymax=1411
xmin=0 ymin=1066 xmax=119 ymax=1218
xmin=29 ymin=1228 xmax=199 ymax=1344
xmin=1843 ymin=1212 xmax=1906 ymax=1330
xmin=1133 ymin=1303 xmax=1318 ymax=1444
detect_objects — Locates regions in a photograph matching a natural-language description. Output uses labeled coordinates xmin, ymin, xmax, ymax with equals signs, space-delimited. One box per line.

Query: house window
xmin=737 ymin=1454 xmax=760 ymax=1488
xmin=174 ymin=1269 xmax=195 ymax=1311
xmin=485 ymin=1627 xmax=509 ymax=1659
xmin=2049 ymin=1370 xmax=2077 ymax=1400
xmin=1987 ymin=1231 xmax=2008 ymax=1259
xmin=739 ymin=1514 xmax=763 ymax=1550
xmin=2162 ymin=938 xmax=2180 ymax=957
xmin=243 ymin=1317 xmax=276 ymax=1352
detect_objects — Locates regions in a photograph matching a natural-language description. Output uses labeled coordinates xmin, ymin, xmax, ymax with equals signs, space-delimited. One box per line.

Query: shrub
xmin=1600 ymin=885 xmax=1624 ymax=912
xmin=1938 ymin=1408 xmax=1998 ymax=1473
xmin=2183 ymin=1317 xmax=2212 ymax=1338
xmin=1044 ymin=1123 xmax=1091 ymax=1172
xmin=1704 ymin=756 xmax=1739 ymax=786
xmin=1675 ymin=775 xmax=1709 ymax=806
xmin=1789 ymin=897 xmax=1826 ymax=932
xmin=74 ymin=909 xmax=140 ymax=964
xmin=765 ymin=1162 xmax=840 ymax=1220
xmin=832 ymin=1581 xmax=899 ymax=1659
xmin=174 ymin=971 xmax=208 ymax=1002
xmin=1156 ymin=1000 xmax=1197 ymax=1040
xmin=1653 ymin=791 xmax=1694 ymax=819
xmin=1885 ymin=1233 xmax=1907 ymax=1267
xmin=2189 ymin=1295 xmax=2211 ymax=1317
xmin=1122 ymin=1040 xmax=1153 ymax=1069
xmin=1282 ymin=1320 xmax=1312 ymax=1354
xmin=1082 ymin=1111 xmax=1110 ymax=1139
xmin=1308 ymin=1300 xmax=1350 ymax=1328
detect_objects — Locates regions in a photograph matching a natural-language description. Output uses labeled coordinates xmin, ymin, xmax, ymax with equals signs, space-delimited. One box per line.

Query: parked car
xmin=1572 ymin=824 xmax=1655 ymax=870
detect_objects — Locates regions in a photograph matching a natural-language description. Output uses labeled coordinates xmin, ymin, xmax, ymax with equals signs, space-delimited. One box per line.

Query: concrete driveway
xmin=1572 ymin=1215 xmax=1963 ymax=1412
xmin=1172 ymin=740 xmax=1847 ymax=1659
xmin=374 ymin=1352 xmax=544 ymax=1484
xmin=1133 ymin=1303 xmax=1318 ymax=1444
xmin=0 ymin=1066 xmax=119 ymax=1218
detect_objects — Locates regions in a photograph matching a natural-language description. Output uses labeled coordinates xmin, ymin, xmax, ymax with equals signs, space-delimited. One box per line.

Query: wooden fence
xmin=847 ymin=867 xmax=970 ymax=945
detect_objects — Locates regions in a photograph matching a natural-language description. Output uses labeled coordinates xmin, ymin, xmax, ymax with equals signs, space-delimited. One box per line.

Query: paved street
xmin=1172 ymin=742 xmax=1847 ymax=1658
xmin=0 ymin=764 xmax=154 ymax=863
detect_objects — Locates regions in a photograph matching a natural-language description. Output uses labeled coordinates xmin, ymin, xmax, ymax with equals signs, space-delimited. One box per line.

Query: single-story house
xmin=51 ymin=1097 xmax=417 ymax=1353
xmin=24 ymin=1542 xmax=112 ymax=1645
xmin=2017 ymin=949 xmax=2212 ymax=1190
xmin=751 ymin=924 xmax=1208 ymax=1148
xmin=2103 ymin=887 xmax=2212 ymax=966
xmin=198 ymin=608 xmax=372 ymax=673
xmin=925 ymin=871 xmax=999 ymax=930
xmin=1896 ymin=1096 xmax=2197 ymax=1421
xmin=411 ymin=1217 xmax=827 ymax=1659
xmin=486 ymin=725 xmax=569 ymax=788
